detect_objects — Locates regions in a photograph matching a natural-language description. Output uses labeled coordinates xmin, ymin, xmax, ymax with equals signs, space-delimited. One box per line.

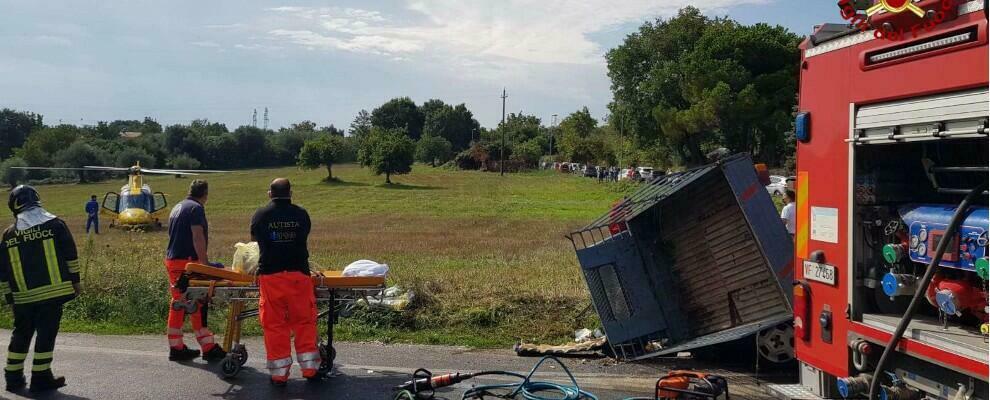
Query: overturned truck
xmin=570 ymin=154 xmax=794 ymax=362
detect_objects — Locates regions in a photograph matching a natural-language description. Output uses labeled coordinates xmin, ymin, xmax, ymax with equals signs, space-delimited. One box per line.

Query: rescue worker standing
xmin=163 ymin=180 xmax=226 ymax=362
xmin=250 ymin=178 xmax=319 ymax=386
xmin=84 ymin=195 xmax=99 ymax=235
xmin=0 ymin=186 xmax=81 ymax=393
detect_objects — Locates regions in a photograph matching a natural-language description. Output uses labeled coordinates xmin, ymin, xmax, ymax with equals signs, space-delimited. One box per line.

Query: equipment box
xmin=570 ymin=154 xmax=794 ymax=361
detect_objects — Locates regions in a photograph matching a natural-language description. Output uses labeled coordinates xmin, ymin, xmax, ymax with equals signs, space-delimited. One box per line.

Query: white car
xmin=636 ymin=167 xmax=654 ymax=179
xmin=766 ymin=175 xmax=787 ymax=197
xmin=618 ymin=168 xmax=633 ymax=181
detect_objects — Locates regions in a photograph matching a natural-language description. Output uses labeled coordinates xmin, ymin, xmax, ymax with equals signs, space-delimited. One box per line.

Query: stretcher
xmin=173 ymin=263 xmax=387 ymax=378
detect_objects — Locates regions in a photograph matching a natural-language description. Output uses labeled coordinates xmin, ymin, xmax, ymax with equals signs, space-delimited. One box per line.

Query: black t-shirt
xmin=250 ymin=200 xmax=311 ymax=275
xmin=166 ymin=198 xmax=208 ymax=260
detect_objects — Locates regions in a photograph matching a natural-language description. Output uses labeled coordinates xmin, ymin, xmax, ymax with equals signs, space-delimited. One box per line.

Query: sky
xmin=0 ymin=0 xmax=841 ymax=131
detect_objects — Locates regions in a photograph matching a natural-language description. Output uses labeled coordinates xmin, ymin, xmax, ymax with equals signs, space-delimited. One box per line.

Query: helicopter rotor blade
xmin=11 ymin=167 xmax=92 ymax=171
xmin=81 ymin=166 xmax=132 ymax=171
xmin=139 ymin=169 xmax=200 ymax=176
xmin=142 ymin=168 xmax=228 ymax=174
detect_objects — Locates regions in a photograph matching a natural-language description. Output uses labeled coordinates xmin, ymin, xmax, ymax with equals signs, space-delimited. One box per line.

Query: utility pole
xmin=263 ymin=107 xmax=269 ymax=130
xmin=252 ymin=109 xmax=258 ymax=128
xmin=500 ymin=88 xmax=507 ymax=176
xmin=550 ymin=114 xmax=558 ymax=160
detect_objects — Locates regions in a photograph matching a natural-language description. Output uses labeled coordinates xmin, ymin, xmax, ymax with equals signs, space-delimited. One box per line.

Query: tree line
xmin=0 ymin=6 xmax=800 ymax=187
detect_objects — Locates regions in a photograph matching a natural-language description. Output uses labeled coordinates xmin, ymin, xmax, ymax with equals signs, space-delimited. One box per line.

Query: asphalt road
xmin=0 ymin=331 xmax=789 ymax=399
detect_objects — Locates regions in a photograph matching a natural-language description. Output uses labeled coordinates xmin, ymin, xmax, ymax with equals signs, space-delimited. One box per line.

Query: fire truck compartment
xmin=860 ymin=314 xmax=988 ymax=363
xmin=570 ymin=153 xmax=793 ymax=361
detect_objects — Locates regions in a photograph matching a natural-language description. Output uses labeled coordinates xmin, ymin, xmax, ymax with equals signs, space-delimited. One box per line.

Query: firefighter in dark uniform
xmin=250 ymin=178 xmax=319 ymax=386
xmin=0 ymin=186 xmax=81 ymax=393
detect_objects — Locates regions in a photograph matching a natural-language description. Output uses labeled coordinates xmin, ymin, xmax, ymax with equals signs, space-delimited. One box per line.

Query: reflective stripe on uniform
xmin=167 ymin=328 xmax=183 ymax=336
xmin=11 ymin=281 xmax=74 ymax=304
xmin=42 ymin=239 xmax=61 ymax=285
xmin=0 ymin=281 xmax=10 ymax=296
xmin=4 ymin=365 xmax=24 ymax=372
xmin=266 ymin=357 xmax=293 ymax=369
xmin=33 ymin=351 xmax=53 ymax=360
xmin=168 ymin=338 xmax=183 ymax=347
xmin=297 ymin=351 xmax=321 ymax=370
xmin=269 ymin=367 xmax=289 ymax=377
xmin=8 ymin=247 xmax=26 ymax=292
xmin=67 ymin=259 xmax=80 ymax=274
xmin=31 ymin=363 xmax=51 ymax=372
xmin=6 ymin=352 xmax=26 ymax=361
xmin=197 ymin=335 xmax=215 ymax=345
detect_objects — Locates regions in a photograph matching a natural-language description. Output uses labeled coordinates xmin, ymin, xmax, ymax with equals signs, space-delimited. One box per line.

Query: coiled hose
xmin=867 ymin=182 xmax=987 ymax=400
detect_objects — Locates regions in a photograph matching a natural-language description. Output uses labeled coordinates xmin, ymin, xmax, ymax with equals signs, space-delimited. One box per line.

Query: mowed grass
xmin=0 ymin=164 xmax=628 ymax=348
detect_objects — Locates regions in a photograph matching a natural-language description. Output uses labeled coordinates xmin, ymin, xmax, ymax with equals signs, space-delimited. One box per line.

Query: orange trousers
xmin=259 ymin=272 xmax=320 ymax=381
xmin=164 ymin=259 xmax=217 ymax=352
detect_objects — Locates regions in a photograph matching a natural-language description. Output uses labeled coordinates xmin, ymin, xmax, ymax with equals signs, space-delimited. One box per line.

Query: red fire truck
xmin=769 ymin=1 xmax=989 ymax=399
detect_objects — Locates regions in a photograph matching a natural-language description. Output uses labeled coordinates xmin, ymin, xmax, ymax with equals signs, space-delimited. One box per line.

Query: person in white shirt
xmin=781 ymin=189 xmax=796 ymax=236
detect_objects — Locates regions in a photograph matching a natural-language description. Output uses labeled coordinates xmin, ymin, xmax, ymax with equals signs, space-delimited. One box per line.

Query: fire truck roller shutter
xmin=852 ymin=87 xmax=989 ymax=144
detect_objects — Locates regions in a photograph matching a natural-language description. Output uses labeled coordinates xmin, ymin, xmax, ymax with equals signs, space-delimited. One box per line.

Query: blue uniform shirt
xmin=85 ymin=200 xmax=99 ymax=217
xmin=166 ymin=198 xmax=208 ymax=260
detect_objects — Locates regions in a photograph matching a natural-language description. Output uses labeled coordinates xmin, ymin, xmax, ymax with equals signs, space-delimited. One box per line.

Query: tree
xmin=321 ymin=124 xmax=345 ymax=136
xmin=415 ymin=135 xmax=452 ymax=167
xmin=557 ymin=108 xmax=598 ymax=159
xmin=349 ymin=109 xmax=373 ymax=139
xmin=0 ymin=109 xmax=43 ymax=159
xmin=113 ymin=146 xmax=156 ymax=169
xmin=232 ymin=126 xmax=272 ymax=168
xmin=0 ymin=157 xmax=27 ymax=189
xmin=371 ymin=97 xmax=425 ymax=140
xmin=423 ymin=102 xmax=481 ymax=151
xmin=55 ymin=141 xmax=107 ymax=182
xmin=606 ymin=6 xmax=799 ymax=166
xmin=358 ymin=128 xmax=415 ymax=184
xmin=298 ymin=134 xmax=352 ymax=180
xmin=21 ymin=125 xmax=79 ymax=167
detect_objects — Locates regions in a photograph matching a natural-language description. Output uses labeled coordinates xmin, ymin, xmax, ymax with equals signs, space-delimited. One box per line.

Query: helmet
xmin=8 ymin=185 xmax=41 ymax=215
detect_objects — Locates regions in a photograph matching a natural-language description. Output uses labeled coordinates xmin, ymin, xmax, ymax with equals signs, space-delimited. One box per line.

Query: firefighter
xmin=163 ymin=179 xmax=226 ymax=362
xmin=250 ymin=178 xmax=319 ymax=386
xmin=0 ymin=185 xmax=81 ymax=393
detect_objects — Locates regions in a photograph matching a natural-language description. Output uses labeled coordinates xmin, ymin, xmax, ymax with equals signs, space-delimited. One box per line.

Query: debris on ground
xmin=356 ymin=285 xmax=413 ymax=311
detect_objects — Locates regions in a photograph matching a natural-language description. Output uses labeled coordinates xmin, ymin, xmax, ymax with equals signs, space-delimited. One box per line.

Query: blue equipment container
xmin=570 ymin=154 xmax=794 ymax=360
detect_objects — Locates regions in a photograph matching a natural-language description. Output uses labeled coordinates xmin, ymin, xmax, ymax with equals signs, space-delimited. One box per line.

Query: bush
xmin=0 ymin=157 xmax=27 ymax=189
xmin=168 ymin=153 xmax=201 ymax=170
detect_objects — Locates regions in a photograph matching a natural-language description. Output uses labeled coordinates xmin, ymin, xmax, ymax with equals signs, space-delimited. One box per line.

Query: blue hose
xmin=462 ymin=356 xmax=599 ymax=400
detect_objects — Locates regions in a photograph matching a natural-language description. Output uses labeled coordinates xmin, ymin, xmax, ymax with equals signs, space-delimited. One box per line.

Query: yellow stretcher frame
xmin=174 ymin=263 xmax=387 ymax=378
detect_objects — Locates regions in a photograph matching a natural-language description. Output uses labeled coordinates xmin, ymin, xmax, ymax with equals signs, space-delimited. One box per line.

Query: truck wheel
xmin=757 ymin=323 xmax=795 ymax=363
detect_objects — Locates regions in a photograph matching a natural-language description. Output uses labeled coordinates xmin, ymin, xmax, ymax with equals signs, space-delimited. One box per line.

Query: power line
xmin=252 ymin=108 xmax=258 ymax=128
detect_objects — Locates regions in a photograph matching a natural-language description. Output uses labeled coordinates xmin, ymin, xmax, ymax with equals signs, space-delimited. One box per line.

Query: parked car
xmin=636 ymin=167 xmax=654 ymax=180
xmin=766 ymin=175 xmax=787 ymax=196
xmin=583 ymin=166 xmax=598 ymax=177
xmin=619 ymin=168 xmax=641 ymax=181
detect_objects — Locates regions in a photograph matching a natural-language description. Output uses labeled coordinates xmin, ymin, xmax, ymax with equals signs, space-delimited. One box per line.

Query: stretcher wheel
xmin=231 ymin=344 xmax=248 ymax=366
xmin=318 ymin=344 xmax=335 ymax=376
xmin=220 ymin=355 xmax=240 ymax=378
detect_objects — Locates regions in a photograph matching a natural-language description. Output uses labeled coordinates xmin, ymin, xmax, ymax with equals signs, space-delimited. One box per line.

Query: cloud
xmin=190 ymin=40 xmax=221 ymax=48
xmin=258 ymin=1 xmax=769 ymax=64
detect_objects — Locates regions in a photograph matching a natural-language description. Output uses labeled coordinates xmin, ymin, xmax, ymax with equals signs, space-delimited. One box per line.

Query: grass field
xmin=0 ymin=164 xmax=631 ymax=348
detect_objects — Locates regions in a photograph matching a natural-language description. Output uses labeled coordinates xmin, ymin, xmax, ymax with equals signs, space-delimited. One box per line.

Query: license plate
xmin=803 ymin=261 xmax=836 ymax=286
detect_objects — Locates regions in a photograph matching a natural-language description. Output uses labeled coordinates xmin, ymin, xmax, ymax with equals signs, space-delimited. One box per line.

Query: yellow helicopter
xmin=15 ymin=162 xmax=224 ymax=229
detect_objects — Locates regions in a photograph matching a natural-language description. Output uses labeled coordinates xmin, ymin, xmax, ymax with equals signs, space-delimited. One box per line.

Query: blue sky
xmin=0 ymin=1 xmax=839 ymax=131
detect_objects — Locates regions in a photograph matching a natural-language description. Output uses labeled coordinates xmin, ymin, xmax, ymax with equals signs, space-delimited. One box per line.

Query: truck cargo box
xmin=570 ymin=153 xmax=794 ymax=361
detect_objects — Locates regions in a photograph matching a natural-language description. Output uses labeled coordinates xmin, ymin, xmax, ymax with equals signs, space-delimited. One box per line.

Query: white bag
xmin=342 ymin=259 xmax=389 ymax=277
xmin=232 ymin=242 xmax=260 ymax=275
